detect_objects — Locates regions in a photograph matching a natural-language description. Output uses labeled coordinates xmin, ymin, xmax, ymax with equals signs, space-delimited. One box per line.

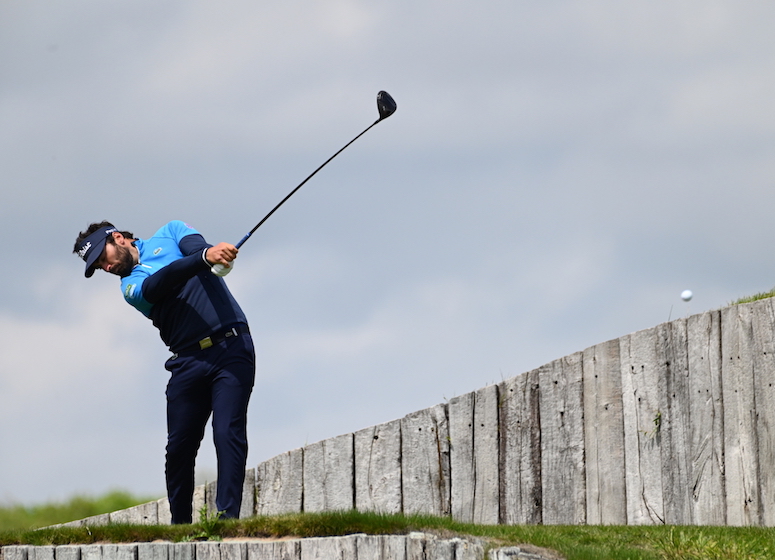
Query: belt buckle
xmin=199 ymin=336 xmax=213 ymax=350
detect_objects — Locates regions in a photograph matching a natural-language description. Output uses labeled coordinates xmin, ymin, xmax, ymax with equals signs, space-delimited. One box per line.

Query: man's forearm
xmin=142 ymin=249 xmax=210 ymax=303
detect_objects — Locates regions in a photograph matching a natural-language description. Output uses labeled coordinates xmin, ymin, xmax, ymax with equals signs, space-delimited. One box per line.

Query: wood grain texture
xmin=721 ymin=303 xmax=760 ymax=526
xmin=686 ymin=310 xmax=725 ymax=525
xmin=256 ymin=448 xmax=304 ymax=515
xmin=401 ymin=404 xmax=451 ymax=516
xmin=539 ymin=352 xmax=585 ymax=525
xmin=620 ymin=327 xmax=665 ymax=525
xmin=583 ymin=339 xmax=626 ymax=525
xmin=354 ymin=419 xmax=402 ymax=514
xmin=499 ymin=369 xmax=542 ymax=525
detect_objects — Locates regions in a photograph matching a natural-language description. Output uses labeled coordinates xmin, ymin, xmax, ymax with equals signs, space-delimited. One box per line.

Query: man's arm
xmin=141 ymin=252 xmax=209 ymax=304
xmin=142 ymin=235 xmax=238 ymax=304
xmin=180 ymin=234 xmax=237 ymax=267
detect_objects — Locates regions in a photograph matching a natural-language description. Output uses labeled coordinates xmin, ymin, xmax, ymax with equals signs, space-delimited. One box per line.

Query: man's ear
xmin=112 ymin=231 xmax=127 ymax=245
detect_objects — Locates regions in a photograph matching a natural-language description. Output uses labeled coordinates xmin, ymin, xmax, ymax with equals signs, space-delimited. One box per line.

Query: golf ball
xmin=681 ymin=290 xmax=693 ymax=302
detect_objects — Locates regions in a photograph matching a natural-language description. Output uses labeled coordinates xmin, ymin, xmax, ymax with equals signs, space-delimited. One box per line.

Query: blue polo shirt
xmin=121 ymin=221 xmax=247 ymax=352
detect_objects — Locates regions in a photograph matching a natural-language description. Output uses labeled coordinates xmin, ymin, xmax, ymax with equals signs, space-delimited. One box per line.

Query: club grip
xmin=235 ymin=233 xmax=251 ymax=249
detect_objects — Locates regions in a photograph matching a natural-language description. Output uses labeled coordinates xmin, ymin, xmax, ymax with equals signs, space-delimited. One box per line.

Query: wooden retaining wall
xmin=4 ymin=533 xmax=550 ymax=560
xmin=65 ymin=299 xmax=775 ymax=527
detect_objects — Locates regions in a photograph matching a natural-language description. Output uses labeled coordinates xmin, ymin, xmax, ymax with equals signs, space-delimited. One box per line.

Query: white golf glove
xmin=211 ymin=262 xmax=233 ymax=277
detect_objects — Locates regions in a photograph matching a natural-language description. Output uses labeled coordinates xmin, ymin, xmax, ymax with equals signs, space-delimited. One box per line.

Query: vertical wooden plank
xmin=454 ymin=538 xmax=485 ymax=560
xmin=751 ymin=299 xmax=775 ymax=525
xmin=220 ymin=543 xmax=246 ymax=560
xmin=686 ymin=310 xmax=725 ymax=525
xmin=101 ymin=546 xmax=136 ymax=560
xmin=620 ymin=328 xmax=665 ymax=525
xmin=658 ymin=318 xmax=693 ymax=525
xmin=354 ymin=535 xmax=407 ymax=560
xmin=302 ymin=441 xmax=326 ymax=513
xmin=407 ymin=536 xmax=455 ymax=560
xmin=80 ymin=545 xmax=101 ymax=560
xmin=206 ymin=481 xmax=218 ymax=517
xmin=302 ymin=433 xmax=354 ymax=513
xmin=157 ymin=497 xmax=172 ymax=525
xmin=240 ymin=467 xmax=256 ymax=519
xmin=0 ymin=547 xmax=29 ymax=560
xmin=256 ymin=449 xmax=304 ymax=515
xmin=246 ymin=540 xmax=300 ymax=560
xmin=354 ymin=419 xmax=402 ymax=514
xmin=192 ymin=485 xmax=206 ymax=523
xmin=721 ymin=303 xmax=760 ymax=526
xmin=30 ymin=547 xmax=54 ymax=560
xmin=300 ymin=536 xmax=356 ymax=560
xmin=448 ymin=385 xmax=499 ymax=524
xmin=539 ymin=352 xmax=586 ymax=524
xmin=352 ymin=535 xmax=381 ymax=560
xmin=195 ymin=543 xmax=221 ymax=560
xmin=449 ymin=392 xmax=475 ymax=522
xmin=171 ymin=543 xmax=194 ymax=560
xmin=55 ymin=546 xmax=81 ymax=560
xmin=499 ymin=369 xmax=541 ymax=525
xmin=137 ymin=543 xmax=169 ymax=560
xmin=473 ymin=384 xmax=500 ymax=524
xmin=400 ymin=404 xmax=451 ymax=516
xmin=582 ymin=339 xmax=626 ymax=525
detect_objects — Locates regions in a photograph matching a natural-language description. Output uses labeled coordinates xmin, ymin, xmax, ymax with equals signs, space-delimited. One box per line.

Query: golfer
xmin=73 ymin=220 xmax=255 ymax=524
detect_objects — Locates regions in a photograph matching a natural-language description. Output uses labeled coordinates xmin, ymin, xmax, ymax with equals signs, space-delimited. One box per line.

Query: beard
xmin=110 ymin=244 xmax=136 ymax=277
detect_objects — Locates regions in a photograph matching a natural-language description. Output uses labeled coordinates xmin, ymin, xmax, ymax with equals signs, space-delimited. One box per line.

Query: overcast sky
xmin=2 ymin=1 xmax=775 ymax=506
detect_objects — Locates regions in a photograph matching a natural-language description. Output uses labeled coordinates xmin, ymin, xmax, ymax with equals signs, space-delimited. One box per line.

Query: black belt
xmin=172 ymin=325 xmax=249 ymax=357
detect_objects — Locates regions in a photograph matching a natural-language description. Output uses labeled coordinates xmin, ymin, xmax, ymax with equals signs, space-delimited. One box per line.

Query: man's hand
xmin=206 ymin=243 xmax=238 ymax=277
xmin=206 ymin=243 xmax=238 ymax=266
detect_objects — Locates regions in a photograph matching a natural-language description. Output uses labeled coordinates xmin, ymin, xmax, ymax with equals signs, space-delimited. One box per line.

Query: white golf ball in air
xmin=681 ymin=290 xmax=693 ymax=302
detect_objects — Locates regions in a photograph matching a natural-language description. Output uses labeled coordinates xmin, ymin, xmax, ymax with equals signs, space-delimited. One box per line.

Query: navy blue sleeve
xmin=179 ymin=234 xmax=211 ymax=256
xmin=142 ymin=234 xmax=213 ymax=304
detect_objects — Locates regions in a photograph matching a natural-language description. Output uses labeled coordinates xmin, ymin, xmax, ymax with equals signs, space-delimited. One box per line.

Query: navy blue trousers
xmin=163 ymin=330 xmax=255 ymax=524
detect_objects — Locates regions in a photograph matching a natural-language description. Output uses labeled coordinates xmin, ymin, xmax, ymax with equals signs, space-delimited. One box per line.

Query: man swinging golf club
xmin=72 ymin=90 xmax=396 ymax=523
xmin=74 ymin=220 xmax=254 ymax=524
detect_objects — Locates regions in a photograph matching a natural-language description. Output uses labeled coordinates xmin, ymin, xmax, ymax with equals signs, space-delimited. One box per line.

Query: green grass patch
xmin=731 ymin=288 xmax=775 ymax=305
xmin=3 ymin=510 xmax=775 ymax=560
xmin=0 ymin=491 xmax=157 ymax=532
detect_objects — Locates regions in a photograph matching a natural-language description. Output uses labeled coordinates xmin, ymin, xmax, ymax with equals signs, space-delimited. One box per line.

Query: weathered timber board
xmin=620 ymin=327 xmax=665 ymax=524
xmin=721 ymin=303 xmax=761 ymax=526
xmin=354 ymin=419 xmax=402 ymax=514
xmin=256 ymin=448 xmax=304 ymax=515
xmin=400 ymin=404 xmax=451 ymax=516
xmin=498 ymin=369 xmax=541 ymax=525
xmin=539 ymin=352 xmax=585 ymax=524
xmin=303 ymin=434 xmax=354 ymax=512
xmin=686 ymin=310 xmax=725 ymax=525
xmin=582 ymin=338 xmax=626 ymax=525
xmin=657 ymin=318 xmax=693 ymax=525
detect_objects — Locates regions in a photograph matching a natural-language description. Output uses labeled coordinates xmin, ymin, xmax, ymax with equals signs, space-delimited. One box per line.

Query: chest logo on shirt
xmin=153 ymin=247 xmax=163 ymax=255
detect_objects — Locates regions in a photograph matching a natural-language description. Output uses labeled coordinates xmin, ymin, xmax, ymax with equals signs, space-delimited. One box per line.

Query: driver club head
xmin=377 ymin=90 xmax=397 ymax=121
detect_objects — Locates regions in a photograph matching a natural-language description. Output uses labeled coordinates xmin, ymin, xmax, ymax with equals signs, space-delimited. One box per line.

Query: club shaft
xmin=234 ymin=118 xmax=380 ymax=249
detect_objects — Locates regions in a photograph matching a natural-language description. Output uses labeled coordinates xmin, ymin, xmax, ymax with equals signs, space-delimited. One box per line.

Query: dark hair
xmin=73 ymin=221 xmax=135 ymax=254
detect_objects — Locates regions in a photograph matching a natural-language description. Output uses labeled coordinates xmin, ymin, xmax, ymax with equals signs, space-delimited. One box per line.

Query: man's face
xmin=95 ymin=234 xmax=136 ymax=277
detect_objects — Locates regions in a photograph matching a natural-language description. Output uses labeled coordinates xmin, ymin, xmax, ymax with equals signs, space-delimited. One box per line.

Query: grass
xmin=3 ymin=509 xmax=775 ymax=560
xmin=0 ymin=491 xmax=155 ymax=533
xmin=732 ymin=287 xmax=775 ymax=305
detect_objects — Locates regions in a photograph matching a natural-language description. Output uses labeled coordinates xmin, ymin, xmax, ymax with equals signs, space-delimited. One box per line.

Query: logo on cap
xmin=77 ymin=241 xmax=92 ymax=259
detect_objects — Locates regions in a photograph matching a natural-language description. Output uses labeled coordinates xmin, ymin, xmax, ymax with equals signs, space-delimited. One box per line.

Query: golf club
xmin=212 ymin=90 xmax=397 ymax=276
